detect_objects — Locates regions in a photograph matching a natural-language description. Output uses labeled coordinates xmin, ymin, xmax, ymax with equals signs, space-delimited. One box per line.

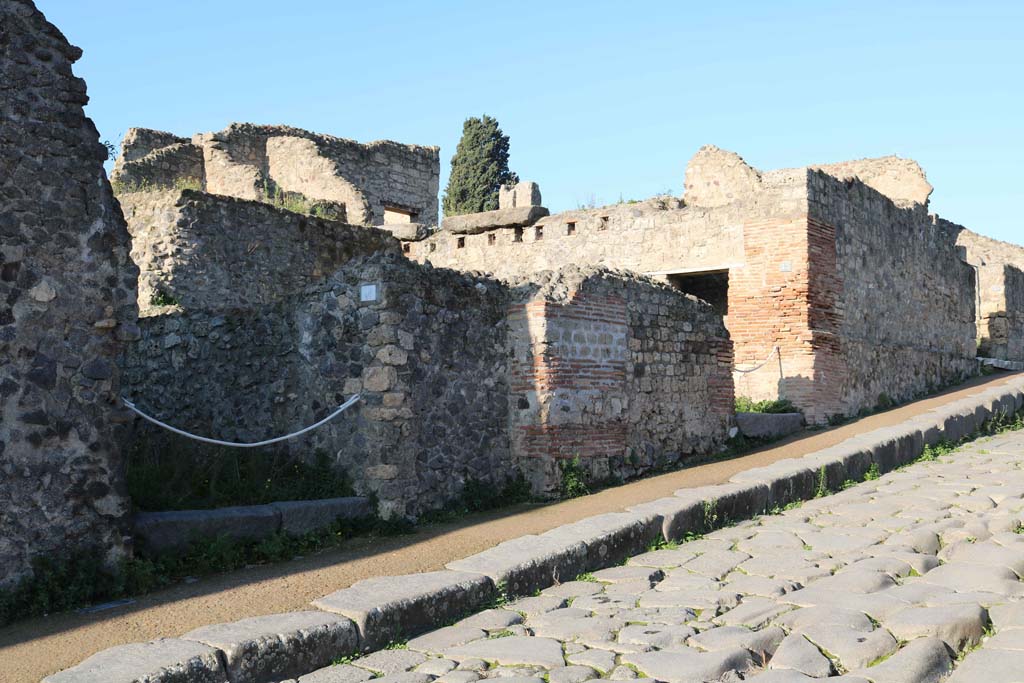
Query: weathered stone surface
xmin=769 ymin=633 xmax=833 ymax=677
xmin=115 ymin=123 xmax=440 ymax=229
xmin=312 ymin=571 xmax=494 ymax=650
xmin=446 ymin=535 xmax=587 ymax=597
xmin=182 ymin=611 xmax=358 ymax=683
xmin=442 ymin=206 xmax=549 ymax=234
xmin=43 ymin=639 xmax=226 ymax=683
xmin=849 ymin=637 xmax=952 ymax=683
xmin=270 ymin=497 xmax=373 ymax=536
xmin=350 ymin=649 xmax=427 ymax=675
xmin=444 ymin=636 xmax=565 ymax=668
xmin=499 ymin=182 xmax=542 ymax=210
xmin=735 ymin=413 xmax=804 ymax=439
xmin=621 ymin=647 xmax=754 ymax=683
xmin=296 ymin=664 xmax=374 ymax=683
xmin=407 ymin=625 xmax=487 ymax=652
xmin=882 ymin=604 xmax=987 ymax=651
xmin=134 ymin=506 xmax=282 ymax=554
xmin=539 ymin=513 xmax=661 ymax=570
xmin=1 ymin=0 xmax=139 ymax=586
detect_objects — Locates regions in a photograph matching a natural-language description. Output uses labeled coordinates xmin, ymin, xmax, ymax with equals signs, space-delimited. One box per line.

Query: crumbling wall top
xmin=683 ymin=145 xmax=764 ymax=208
xmin=810 ymin=155 xmax=932 ymax=207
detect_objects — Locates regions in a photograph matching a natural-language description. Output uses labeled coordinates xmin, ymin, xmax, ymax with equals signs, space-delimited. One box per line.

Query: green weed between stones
xmin=559 ymin=457 xmax=591 ymax=499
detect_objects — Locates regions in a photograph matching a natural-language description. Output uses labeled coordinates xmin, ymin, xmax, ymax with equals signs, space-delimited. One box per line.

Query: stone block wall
xmin=808 ymin=172 xmax=978 ymax=417
xmin=955 ymin=226 xmax=1024 ymax=361
xmin=0 ymin=0 xmax=138 ymax=586
xmin=508 ymin=267 xmax=734 ymax=494
xmin=118 ymin=190 xmax=399 ymax=314
xmin=113 ymin=123 xmax=440 ymax=228
xmin=125 ymin=253 xmax=515 ymax=518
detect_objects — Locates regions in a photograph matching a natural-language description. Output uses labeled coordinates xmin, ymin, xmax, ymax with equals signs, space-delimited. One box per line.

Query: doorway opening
xmin=666 ymin=269 xmax=729 ymax=317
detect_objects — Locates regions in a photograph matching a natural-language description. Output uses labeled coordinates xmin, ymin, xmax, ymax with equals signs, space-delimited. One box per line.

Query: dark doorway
xmin=666 ymin=270 xmax=729 ymax=316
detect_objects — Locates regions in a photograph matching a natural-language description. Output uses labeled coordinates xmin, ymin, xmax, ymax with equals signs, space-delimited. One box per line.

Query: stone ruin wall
xmin=124 ymin=236 xmax=734 ymax=512
xmin=509 ymin=268 xmax=733 ymax=495
xmin=113 ymin=123 xmax=441 ymax=229
xmin=408 ymin=149 xmax=979 ymax=423
xmin=118 ymin=190 xmax=397 ymax=315
xmin=124 ymin=252 xmax=515 ymax=518
xmin=806 ymin=171 xmax=978 ymax=417
xmin=0 ymin=0 xmax=139 ymax=586
xmin=954 ymin=226 xmax=1024 ymax=362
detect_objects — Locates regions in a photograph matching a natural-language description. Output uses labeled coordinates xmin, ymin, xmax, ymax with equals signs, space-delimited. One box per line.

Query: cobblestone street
xmin=294 ymin=430 xmax=1024 ymax=683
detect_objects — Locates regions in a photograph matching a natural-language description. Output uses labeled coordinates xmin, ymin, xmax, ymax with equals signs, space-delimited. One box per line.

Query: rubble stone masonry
xmin=955 ymin=226 xmax=1024 ymax=362
xmin=0 ymin=0 xmax=139 ymax=586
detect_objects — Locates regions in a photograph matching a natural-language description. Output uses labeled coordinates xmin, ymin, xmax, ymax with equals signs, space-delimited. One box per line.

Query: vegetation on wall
xmin=442 ymin=115 xmax=518 ymax=216
xmin=734 ymin=396 xmax=800 ymax=414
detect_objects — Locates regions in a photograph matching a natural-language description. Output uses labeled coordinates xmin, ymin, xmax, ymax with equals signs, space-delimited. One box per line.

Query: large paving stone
xmin=676 ymin=483 xmax=770 ymax=531
xmin=882 ymin=603 xmax=988 ymax=651
xmin=312 ymin=571 xmax=494 ymax=650
xmin=687 ymin=625 xmax=785 ymax=656
xmin=446 ymin=535 xmax=587 ymax=597
xmin=946 ymin=647 xmax=1024 ymax=682
xmin=849 ymin=636 xmax=952 ymax=683
xmin=768 ymin=633 xmax=833 ymax=677
xmin=919 ymin=562 xmax=1024 ymax=596
xmin=621 ymin=647 xmax=754 ymax=683
xmin=407 ymin=626 xmax=487 ymax=651
xmin=42 ymin=638 xmax=227 ymax=683
xmin=350 ymin=649 xmax=427 ymax=674
xmin=295 ymin=663 xmax=374 ymax=683
xmin=444 ymin=636 xmax=565 ymax=668
xmin=182 ymin=611 xmax=358 ymax=683
xmin=794 ymin=623 xmax=898 ymax=671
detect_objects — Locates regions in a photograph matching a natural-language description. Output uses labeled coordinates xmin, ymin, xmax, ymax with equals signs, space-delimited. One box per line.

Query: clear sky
xmin=39 ymin=0 xmax=1022 ymax=243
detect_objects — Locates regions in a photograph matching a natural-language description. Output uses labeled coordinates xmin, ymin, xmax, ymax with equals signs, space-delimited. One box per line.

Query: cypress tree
xmin=442 ymin=115 xmax=519 ymax=216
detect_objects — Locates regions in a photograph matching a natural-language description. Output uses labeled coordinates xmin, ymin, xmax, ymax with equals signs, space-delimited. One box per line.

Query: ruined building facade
xmin=111 ymin=123 xmax=441 ymax=232
xmin=406 ymin=148 xmax=980 ymax=423
xmin=0 ymin=0 xmax=139 ymax=586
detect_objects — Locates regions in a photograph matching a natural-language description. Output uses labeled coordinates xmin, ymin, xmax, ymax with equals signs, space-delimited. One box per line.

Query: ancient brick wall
xmin=113 ymin=123 xmax=440 ymax=228
xmin=508 ymin=267 xmax=733 ymax=495
xmin=118 ymin=190 xmax=398 ymax=314
xmin=0 ymin=0 xmax=138 ymax=586
xmin=955 ymin=226 xmax=1024 ymax=361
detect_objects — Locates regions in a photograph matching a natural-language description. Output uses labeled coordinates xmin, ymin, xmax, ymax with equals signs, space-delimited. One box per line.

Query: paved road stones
xmin=289 ymin=434 xmax=1024 ymax=682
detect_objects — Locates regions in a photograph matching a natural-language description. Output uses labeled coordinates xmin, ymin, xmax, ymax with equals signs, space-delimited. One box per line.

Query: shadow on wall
xmin=978 ymin=264 xmax=1024 ymax=362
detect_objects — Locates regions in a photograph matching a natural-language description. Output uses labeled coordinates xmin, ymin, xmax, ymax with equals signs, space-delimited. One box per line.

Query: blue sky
xmin=40 ymin=0 xmax=1022 ymax=242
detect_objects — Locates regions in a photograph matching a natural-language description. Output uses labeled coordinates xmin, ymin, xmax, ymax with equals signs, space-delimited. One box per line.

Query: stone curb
xmin=47 ymin=377 xmax=1024 ymax=682
xmin=133 ymin=496 xmax=373 ymax=554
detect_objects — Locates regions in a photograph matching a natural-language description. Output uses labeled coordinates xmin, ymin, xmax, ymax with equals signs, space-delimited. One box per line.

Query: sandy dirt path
xmin=2 ymin=372 xmax=1018 ymax=683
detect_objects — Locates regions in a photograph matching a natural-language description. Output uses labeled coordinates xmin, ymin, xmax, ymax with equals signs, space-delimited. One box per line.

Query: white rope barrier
xmin=121 ymin=394 xmax=362 ymax=448
xmin=733 ymin=346 xmax=780 ymax=375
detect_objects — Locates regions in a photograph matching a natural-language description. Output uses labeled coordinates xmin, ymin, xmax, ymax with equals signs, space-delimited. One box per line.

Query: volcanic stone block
xmin=626 ymin=497 xmax=705 ymax=542
xmin=735 ymin=412 xmax=804 ymax=439
xmin=134 ymin=505 xmax=281 ymax=554
xmin=42 ymin=638 xmax=226 ymax=683
xmin=182 ymin=611 xmax=358 ymax=683
xmin=442 ymin=206 xmax=549 ymax=235
xmin=539 ymin=512 xmax=661 ymax=570
xmin=270 ymin=497 xmax=373 ymax=536
xmin=446 ymin=535 xmax=588 ymax=597
xmin=312 ymin=571 xmax=494 ymax=650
